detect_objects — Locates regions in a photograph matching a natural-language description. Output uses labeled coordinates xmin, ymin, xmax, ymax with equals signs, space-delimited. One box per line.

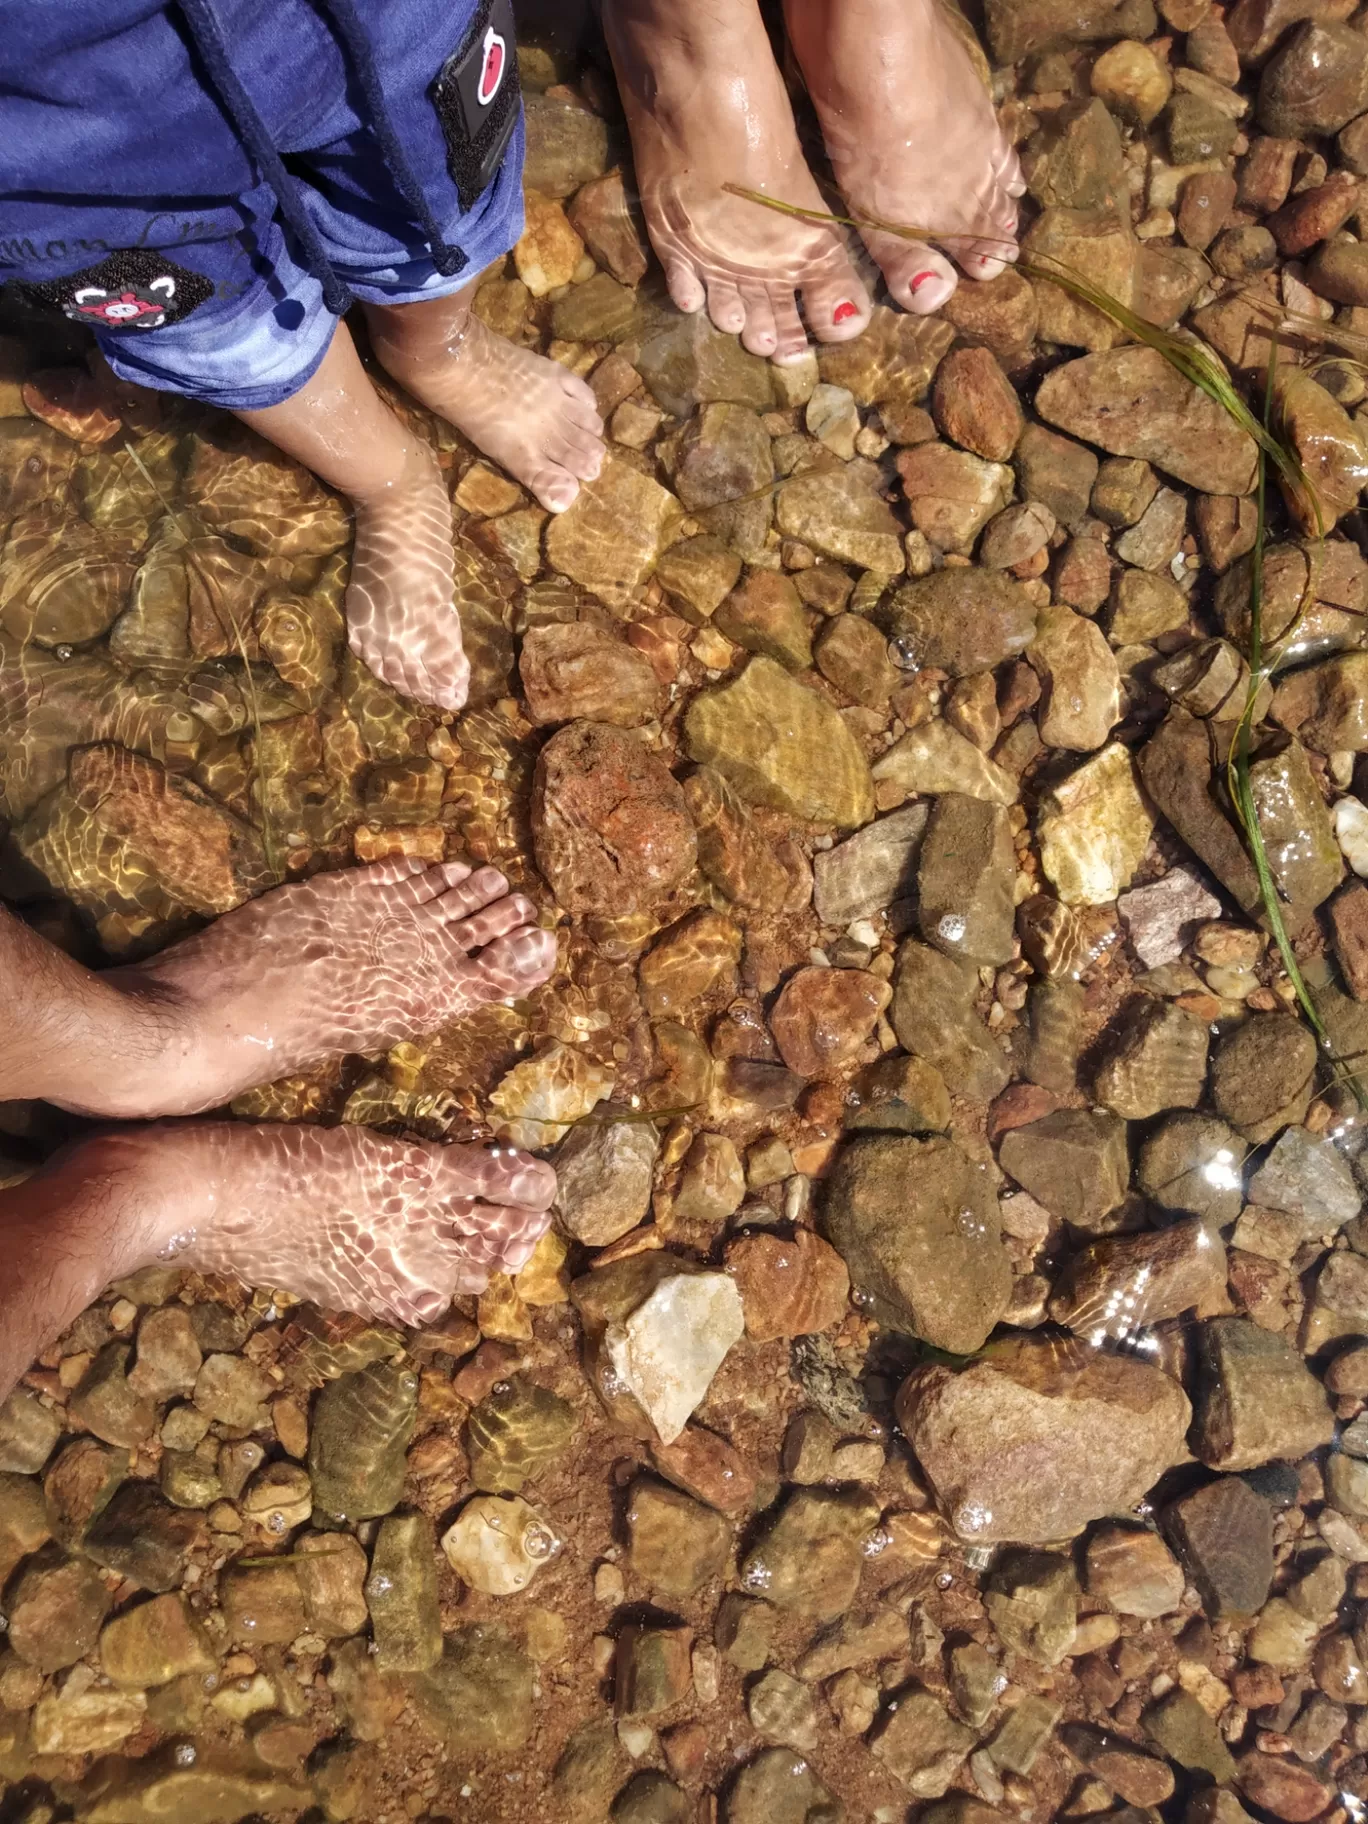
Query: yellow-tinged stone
xmin=488 ymin=1039 xmax=615 ymax=1148
xmin=516 ymin=1228 xmax=571 ymax=1307
xmin=1037 ymin=742 xmax=1155 ymax=906
xmin=544 ymin=455 xmax=684 ymax=609
xmin=685 ymin=656 xmax=875 ymax=827
xmin=513 ymin=190 xmax=585 ymax=296
xmin=478 ymin=1275 xmax=535 ymax=1342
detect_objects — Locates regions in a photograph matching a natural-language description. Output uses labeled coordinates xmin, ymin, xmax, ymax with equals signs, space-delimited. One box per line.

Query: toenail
xmin=911 ymin=272 xmax=939 ymax=291
xmin=833 ymin=300 xmax=859 ymax=325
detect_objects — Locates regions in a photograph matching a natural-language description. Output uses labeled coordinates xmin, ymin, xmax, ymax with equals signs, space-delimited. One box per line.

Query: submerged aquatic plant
xmin=727 ymin=182 xmax=1367 ymax=1106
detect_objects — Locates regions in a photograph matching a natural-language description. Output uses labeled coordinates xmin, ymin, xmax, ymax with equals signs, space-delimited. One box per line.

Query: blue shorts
xmin=0 ymin=0 xmax=526 ymax=410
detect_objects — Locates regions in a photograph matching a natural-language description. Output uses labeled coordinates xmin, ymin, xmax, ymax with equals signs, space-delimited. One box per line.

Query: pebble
xmin=1165 ymin=1475 xmax=1275 ymax=1617
xmin=441 ymin=1493 xmax=562 ymax=1595
xmin=769 ymin=965 xmax=892 ymax=1076
xmin=725 ymin=1229 xmax=850 ymax=1342
xmin=1037 ymin=742 xmax=1155 ymax=906
xmin=1085 ymin=1524 xmax=1186 ymax=1618
xmin=1192 ymin=1317 xmax=1335 ymax=1471
xmin=825 ymin=1134 xmax=1012 ymax=1352
xmin=627 ymin=1477 xmax=732 ymax=1600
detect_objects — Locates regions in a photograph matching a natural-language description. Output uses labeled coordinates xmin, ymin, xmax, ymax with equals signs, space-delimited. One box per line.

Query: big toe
xmin=448 ymin=1143 xmax=558 ymax=1211
xmin=473 ymin=924 xmax=558 ymax=999
xmin=529 ymin=463 xmax=584 ymax=514
xmin=880 ymin=243 xmax=959 ymax=315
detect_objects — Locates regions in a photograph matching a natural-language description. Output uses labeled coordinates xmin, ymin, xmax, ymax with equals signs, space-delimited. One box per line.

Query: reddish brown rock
xmin=1053 ymin=534 xmax=1112 ymax=613
xmin=897 ymin=1333 xmax=1191 ymax=1544
xmin=1329 ymin=880 xmax=1368 ymax=1000
xmin=519 ymin=623 xmax=663 ymax=727
xmin=725 ymin=1230 xmax=851 ymax=1341
xmin=22 ymin=368 xmax=122 ymax=444
xmin=938 ymin=269 xmax=1039 ymax=363
xmin=650 ymin=1426 xmax=757 ymax=1517
xmin=565 ymin=169 xmax=649 ymax=287
xmin=531 ymin=721 xmax=697 ymax=915
xmin=1050 ymin=1218 xmax=1228 ymax=1340
xmin=1237 ymin=1752 xmax=1333 ymax=1822
xmin=931 ymin=346 xmax=1025 ymax=462
xmin=987 ymin=1083 xmax=1061 ymax=1144
xmin=1085 ymin=1523 xmax=1185 ymax=1618
xmin=769 ymin=967 xmax=892 ymax=1078
xmin=1268 ymin=174 xmax=1362 ymax=257
xmin=1238 ymin=136 xmax=1300 ymax=214
xmin=1177 ymin=170 xmax=1237 ymax=253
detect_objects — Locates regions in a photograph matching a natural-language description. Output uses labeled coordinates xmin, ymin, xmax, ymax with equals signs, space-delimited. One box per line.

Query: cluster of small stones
xmin=16 ymin=10 xmax=1368 ymax=1823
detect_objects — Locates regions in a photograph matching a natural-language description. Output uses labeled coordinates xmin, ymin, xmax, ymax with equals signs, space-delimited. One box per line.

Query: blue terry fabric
xmin=0 ymin=0 xmax=525 ymax=408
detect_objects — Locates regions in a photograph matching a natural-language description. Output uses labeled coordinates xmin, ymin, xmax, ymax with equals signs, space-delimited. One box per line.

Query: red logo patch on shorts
xmin=477 ymin=26 xmax=506 ymax=105
xmin=15 ymin=250 xmax=213 ymax=334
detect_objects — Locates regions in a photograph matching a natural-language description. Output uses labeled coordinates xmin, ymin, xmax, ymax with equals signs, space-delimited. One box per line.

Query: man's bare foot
xmin=51 ymin=860 xmax=556 ymax=1120
xmin=347 ymin=442 xmax=471 ymax=710
xmin=784 ymin=0 xmax=1025 ymax=315
xmin=604 ymin=0 xmax=873 ymax=363
xmin=150 ymin=1123 xmax=557 ymax=1325
xmin=0 ymin=1125 xmax=557 ymax=1393
xmin=367 ymin=300 xmax=605 ymax=515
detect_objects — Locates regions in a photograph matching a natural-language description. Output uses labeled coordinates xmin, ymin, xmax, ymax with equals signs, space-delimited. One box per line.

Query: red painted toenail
xmin=911 ymin=271 xmax=939 ymax=291
xmin=833 ymin=300 xmax=859 ymax=325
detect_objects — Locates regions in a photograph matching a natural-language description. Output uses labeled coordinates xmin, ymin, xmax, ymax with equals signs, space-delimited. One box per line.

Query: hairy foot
xmin=371 ymin=310 xmax=605 ymax=515
xmin=785 ymin=0 xmax=1025 ymax=314
xmin=604 ymin=0 xmax=873 ymax=362
xmin=76 ymin=860 xmax=557 ymax=1119
xmin=343 ymin=441 xmax=471 ymax=712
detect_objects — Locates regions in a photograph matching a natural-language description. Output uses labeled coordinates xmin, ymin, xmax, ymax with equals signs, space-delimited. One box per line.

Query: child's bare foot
xmin=0 ymin=1125 xmax=556 ymax=1393
xmin=784 ymin=0 xmax=1024 ymax=314
xmin=367 ymin=302 xmax=605 ymax=514
xmin=604 ymin=0 xmax=872 ymax=362
xmin=347 ymin=442 xmax=471 ymax=710
xmin=64 ymin=860 xmax=556 ymax=1119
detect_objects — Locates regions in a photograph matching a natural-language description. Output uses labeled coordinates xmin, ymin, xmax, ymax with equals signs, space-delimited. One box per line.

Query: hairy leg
xmin=0 ymin=862 xmax=556 ymax=1120
xmin=0 ymin=1123 xmax=556 ymax=1400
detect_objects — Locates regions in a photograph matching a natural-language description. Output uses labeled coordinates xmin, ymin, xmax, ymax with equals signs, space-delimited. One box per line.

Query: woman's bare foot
xmin=604 ymin=0 xmax=873 ymax=362
xmin=366 ymin=296 xmax=605 ymax=515
xmin=43 ymin=860 xmax=556 ymax=1120
xmin=784 ymin=0 xmax=1025 ymax=314
xmin=0 ymin=1125 xmax=556 ymax=1394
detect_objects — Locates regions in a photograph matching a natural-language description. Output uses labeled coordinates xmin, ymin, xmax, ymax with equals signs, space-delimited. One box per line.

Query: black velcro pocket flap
xmin=431 ymin=0 xmax=521 ymax=214
xmin=16 ymin=249 xmax=213 ymax=332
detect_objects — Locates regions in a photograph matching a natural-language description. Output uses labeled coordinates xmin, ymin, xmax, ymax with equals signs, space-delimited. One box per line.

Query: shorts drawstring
xmin=177 ymin=0 xmax=466 ymax=316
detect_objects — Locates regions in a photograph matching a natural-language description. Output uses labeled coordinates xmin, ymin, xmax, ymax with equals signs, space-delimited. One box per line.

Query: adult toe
xmin=473 ymin=924 xmax=558 ymax=999
xmin=737 ymin=286 xmax=779 ymax=358
xmin=881 ymin=243 xmax=959 ymax=314
xmin=704 ymin=277 xmax=747 ymax=337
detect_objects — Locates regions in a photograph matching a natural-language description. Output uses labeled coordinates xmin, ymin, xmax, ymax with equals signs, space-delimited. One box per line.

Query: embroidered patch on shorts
xmin=431 ymin=0 xmax=521 ymax=213
xmin=17 ymin=250 xmax=213 ymax=333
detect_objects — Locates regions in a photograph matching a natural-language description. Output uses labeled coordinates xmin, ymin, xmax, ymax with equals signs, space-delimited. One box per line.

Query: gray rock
xmin=725 ymin=1747 xmax=843 ymax=1824
xmin=998 ymin=1109 xmax=1130 ymax=1231
xmin=1163 ymin=1475 xmax=1275 ymax=1617
xmin=408 ymin=1624 xmax=535 ymax=1752
xmin=83 ymin=1480 xmax=202 ymax=1592
xmin=1210 ymin=1013 xmax=1318 ymax=1144
xmin=1192 ymin=1317 xmax=1335 ymax=1471
xmin=309 ymin=1360 xmax=419 ymax=1522
xmin=813 ymin=805 xmax=929 ymax=927
xmin=0 ymin=1387 xmax=61 ymax=1474
xmin=881 ymin=569 xmax=1038 ymax=676
xmin=555 ymin=1118 xmax=660 ymax=1247
xmin=1117 ymin=867 xmax=1224 ymax=969
xmin=917 ymin=795 xmax=1016 ymax=966
xmin=1137 ymin=1113 xmax=1245 ymax=1224
xmin=889 ymin=939 xmax=1012 ymax=1102
xmin=824 ymin=1135 xmax=1013 ymax=1352
xmin=1247 ymin=1126 xmax=1360 ymax=1232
